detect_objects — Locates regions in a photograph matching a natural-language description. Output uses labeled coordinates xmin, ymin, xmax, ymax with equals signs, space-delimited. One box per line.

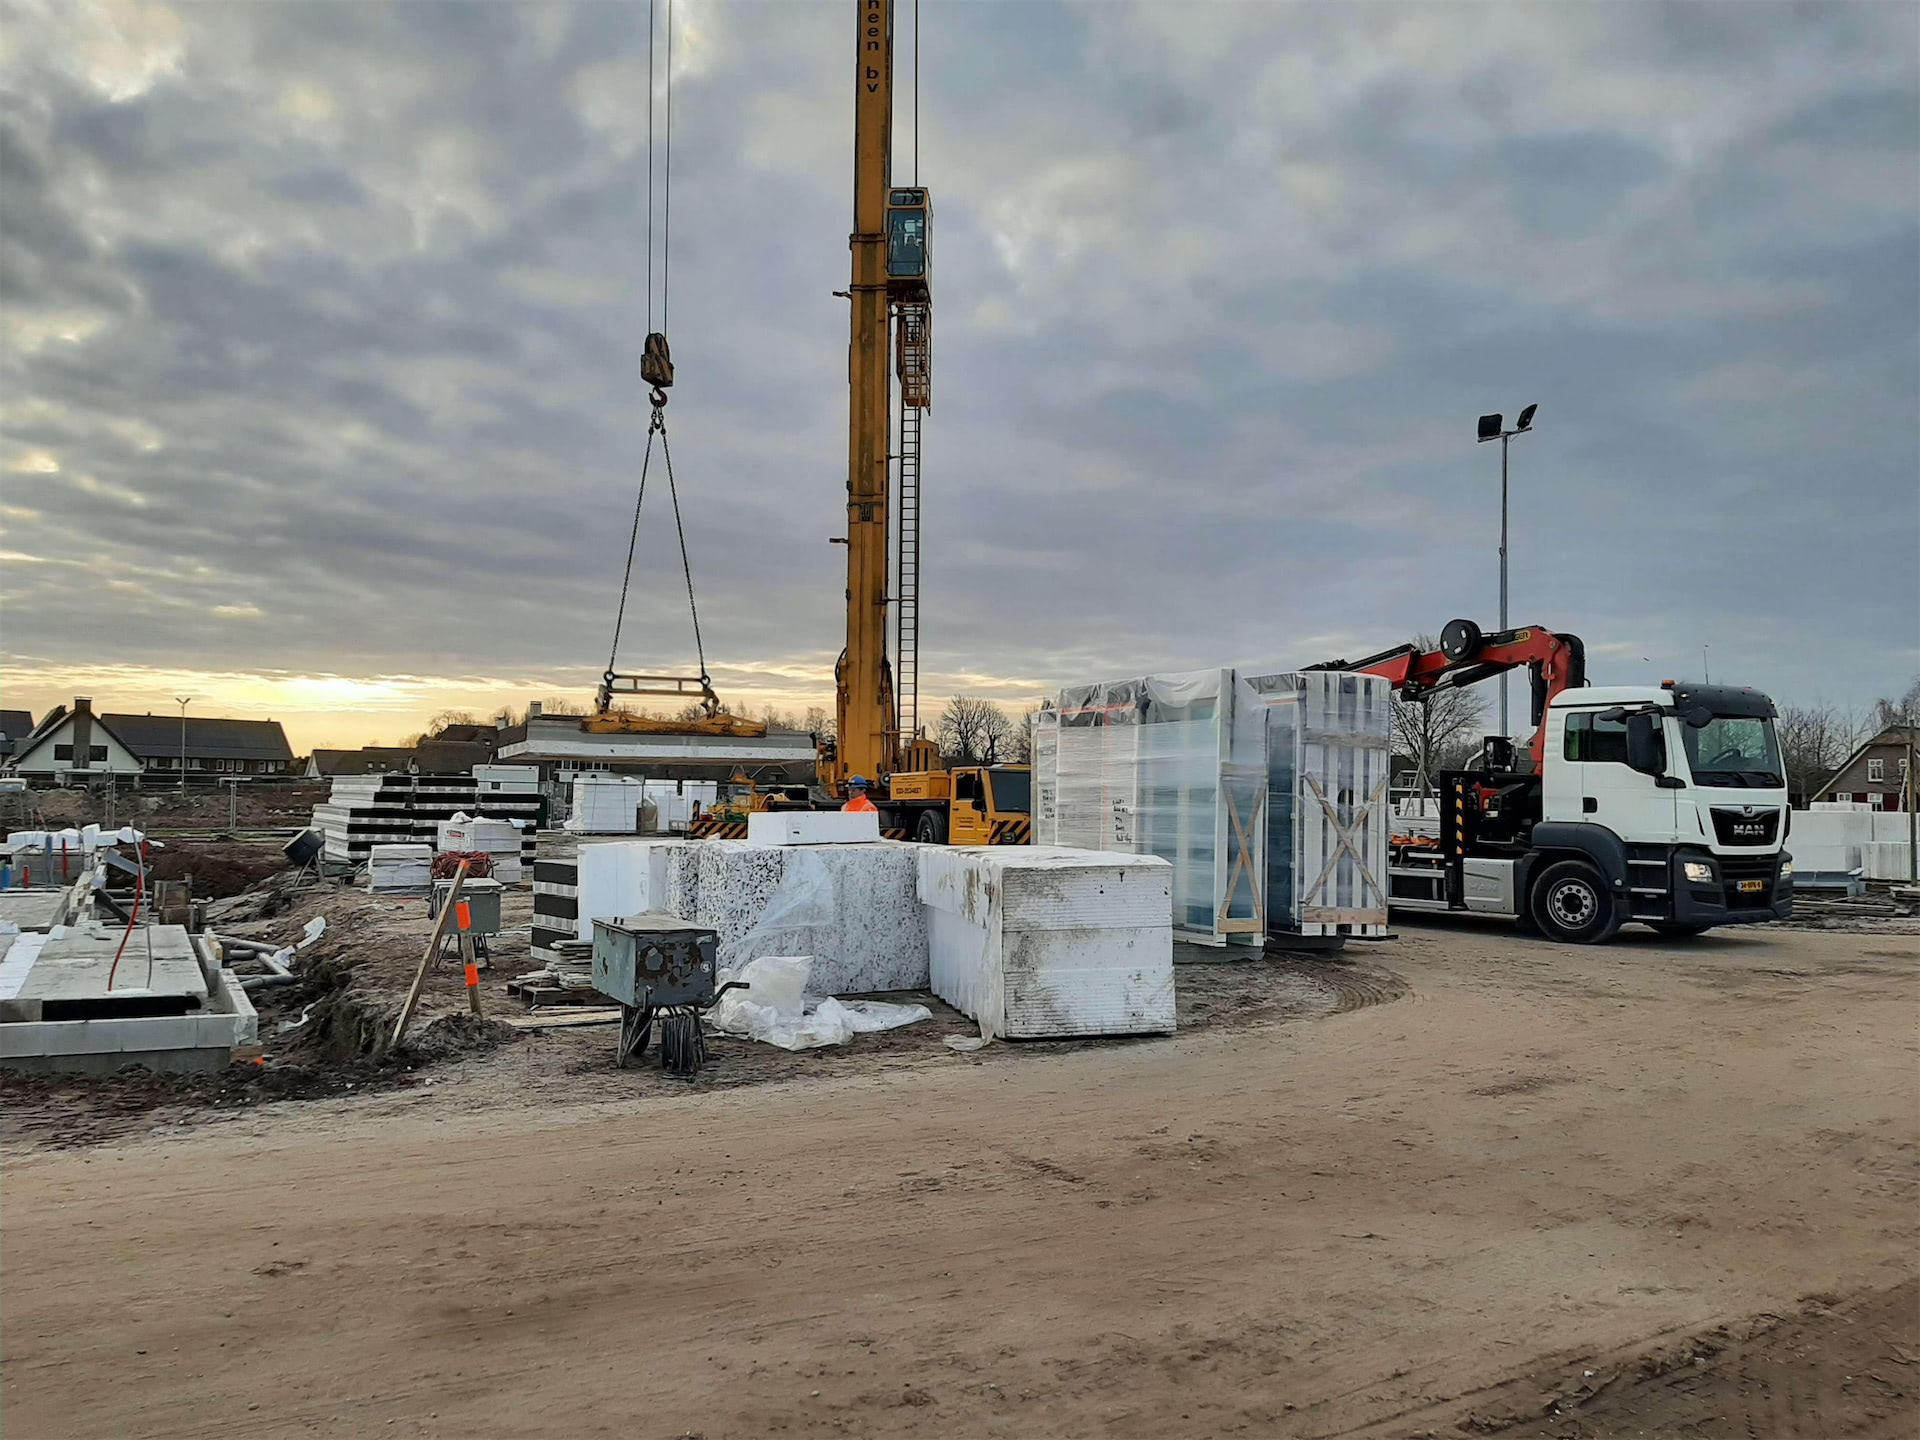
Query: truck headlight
xmin=1779 ymin=860 xmax=1793 ymax=877
xmin=1683 ymin=861 xmax=1714 ymax=883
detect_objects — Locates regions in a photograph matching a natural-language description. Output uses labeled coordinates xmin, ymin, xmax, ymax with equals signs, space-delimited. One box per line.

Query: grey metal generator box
xmin=591 ymin=913 xmax=718 ymax=1009
xmin=430 ymin=876 xmax=504 ymax=936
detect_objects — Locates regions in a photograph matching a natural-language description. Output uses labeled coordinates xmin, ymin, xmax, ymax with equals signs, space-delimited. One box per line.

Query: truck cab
xmin=1391 ymin=681 xmax=1793 ymax=942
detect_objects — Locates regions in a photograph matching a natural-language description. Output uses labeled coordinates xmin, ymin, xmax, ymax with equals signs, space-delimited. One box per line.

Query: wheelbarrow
xmin=590 ymin=913 xmax=747 ymax=1077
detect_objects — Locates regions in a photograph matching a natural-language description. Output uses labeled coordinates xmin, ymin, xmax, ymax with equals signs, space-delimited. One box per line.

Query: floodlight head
xmin=1477 ymin=412 xmax=1502 ymax=442
xmin=1515 ymin=403 xmax=1538 ymax=432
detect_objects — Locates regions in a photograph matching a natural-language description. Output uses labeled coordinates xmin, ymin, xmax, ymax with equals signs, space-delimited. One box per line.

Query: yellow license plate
xmin=1738 ymin=879 xmax=1766 ymax=893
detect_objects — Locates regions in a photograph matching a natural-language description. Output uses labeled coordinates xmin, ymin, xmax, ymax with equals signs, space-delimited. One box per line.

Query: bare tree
xmin=938 ymin=695 xmax=1006 ymax=765
xmin=804 ymin=705 xmax=835 ymax=742
xmin=1776 ymin=703 xmax=1867 ymax=804
xmin=1390 ymin=643 xmax=1490 ymax=792
xmin=979 ymin=705 xmax=1015 ymax=764
xmin=1010 ymin=705 xmax=1038 ymax=765
xmin=424 ymin=709 xmax=479 ymax=736
xmin=1872 ymin=676 xmax=1920 ymax=732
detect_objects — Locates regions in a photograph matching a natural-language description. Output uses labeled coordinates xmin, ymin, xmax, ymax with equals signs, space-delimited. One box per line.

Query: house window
xmin=1867 ymin=757 xmax=1885 ymax=783
xmin=89 ymin=746 xmax=107 ymax=762
xmin=54 ymin=744 xmax=73 ymax=760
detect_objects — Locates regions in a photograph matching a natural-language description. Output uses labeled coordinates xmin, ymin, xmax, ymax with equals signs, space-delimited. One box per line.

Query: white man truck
xmin=1314 ymin=620 xmax=1793 ymax=944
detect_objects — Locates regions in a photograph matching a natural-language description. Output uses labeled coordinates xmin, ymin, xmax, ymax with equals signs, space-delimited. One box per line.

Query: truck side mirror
xmin=1625 ymin=712 xmax=1663 ymax=776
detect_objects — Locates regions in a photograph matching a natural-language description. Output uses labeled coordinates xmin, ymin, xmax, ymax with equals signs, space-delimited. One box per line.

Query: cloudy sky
xmin=3 ymin=0 xmax=1916 ymax=752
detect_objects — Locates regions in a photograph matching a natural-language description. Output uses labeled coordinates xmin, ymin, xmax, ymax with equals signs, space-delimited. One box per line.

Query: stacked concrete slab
xmin=367 ymin=843 xmax=432 ymax=893
xmin=919 ymin=846 xmax=1175 ymax=1040
xmin=314 ymin=774 xmax=537 ymax=871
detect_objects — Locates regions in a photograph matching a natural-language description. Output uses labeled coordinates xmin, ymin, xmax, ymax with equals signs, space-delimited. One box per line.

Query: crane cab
xmin=885 ymin=187 xmax=930 ymax=301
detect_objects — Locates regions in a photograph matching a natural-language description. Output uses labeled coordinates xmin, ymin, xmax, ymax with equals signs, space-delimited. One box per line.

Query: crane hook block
xmin=641 ymin=332 xmax=675 ymax=390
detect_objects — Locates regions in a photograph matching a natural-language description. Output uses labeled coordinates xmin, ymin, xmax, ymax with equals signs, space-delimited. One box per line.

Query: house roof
xmin=0 ymin=710 xmax=33 ymax=757
xmin=309 ymin=741 xmax=492 ymax=776
xmin=310 ymin=747 xmax=417 ymax=776
xmin=102 ymin=714 xmax=294 ymax=762
xmin=8 ymin=710 xmax=141 ymax=768
xmin=431 ymin=724 xmax=499 ymax=746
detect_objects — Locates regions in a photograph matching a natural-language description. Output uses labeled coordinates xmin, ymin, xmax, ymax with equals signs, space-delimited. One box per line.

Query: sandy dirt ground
xmin=4 ymin=919 xmax=1914 ymax=1439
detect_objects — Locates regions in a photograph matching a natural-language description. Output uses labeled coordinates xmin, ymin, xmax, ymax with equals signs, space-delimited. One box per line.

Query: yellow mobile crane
xmin=692 ymin=1 xmax=1029 ymax=845
xmin=818 ymin=0 xmax=1028 ymax=844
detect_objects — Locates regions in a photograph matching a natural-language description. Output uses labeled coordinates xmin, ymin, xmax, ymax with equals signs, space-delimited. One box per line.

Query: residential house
xmin=1812 ymin=725 xmax=1916 ymax=811
xmin=0 ymin=710 xmax=34 ymax=762
xmin=9 ymin=698 xmax=294 ymax=782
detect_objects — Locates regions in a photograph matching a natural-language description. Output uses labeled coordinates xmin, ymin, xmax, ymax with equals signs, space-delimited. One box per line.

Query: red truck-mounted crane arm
xmin=1311 ymin=618 xmax=1587 ymax=773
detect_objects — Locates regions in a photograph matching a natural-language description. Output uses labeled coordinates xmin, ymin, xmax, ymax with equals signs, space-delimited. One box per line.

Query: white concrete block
xmin=576 ymin=840 xmax=683 ymax=938
xmin=746 ymin=810 xmax=882 ymax=846
xmin=919 ymin=846 xmax=1174 ymax=1040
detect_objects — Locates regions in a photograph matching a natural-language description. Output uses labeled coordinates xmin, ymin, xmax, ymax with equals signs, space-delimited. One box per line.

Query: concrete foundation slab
xmin=0 ymin=891 xmax=73 ymax=933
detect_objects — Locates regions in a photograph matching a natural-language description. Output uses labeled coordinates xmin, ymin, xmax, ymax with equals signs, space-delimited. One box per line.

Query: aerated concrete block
xmin=919 ymin=845 xmax=1175 ymax=1040
xmin=697 ymin=840 xmax=928 ymax=995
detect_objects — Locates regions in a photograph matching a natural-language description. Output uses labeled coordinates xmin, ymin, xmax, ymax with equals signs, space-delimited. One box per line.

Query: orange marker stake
xmin=464 ymin=961 xmax=482 ymax=1015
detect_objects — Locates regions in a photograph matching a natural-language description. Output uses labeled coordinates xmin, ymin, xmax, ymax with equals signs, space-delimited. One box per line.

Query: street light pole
xmin=1499 ymin=432 xmax=1510 ymax=737
xmin=175 ymin=695 xmax=192 ymax=794
xmin=1478 ymin=404 xmax=1537 ymax=740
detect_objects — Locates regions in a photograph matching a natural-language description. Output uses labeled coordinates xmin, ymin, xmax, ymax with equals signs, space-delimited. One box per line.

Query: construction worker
xmin=843 ymin=776 xmax=878 ymax=813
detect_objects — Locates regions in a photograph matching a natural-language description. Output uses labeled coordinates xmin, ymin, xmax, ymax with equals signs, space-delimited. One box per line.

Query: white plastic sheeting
xmin=707 ymin=954 xmax=930 ymax=1051
xmin=1238 ymin=671 xmax=1392 ymax=936
xmin=1034 ymin=667 xmax=1392 ymax=941
xmin=919 ymin=845 xmax=1175 ymax=1041
xmin=1044 ymin=669 xmax=1263 ymax=944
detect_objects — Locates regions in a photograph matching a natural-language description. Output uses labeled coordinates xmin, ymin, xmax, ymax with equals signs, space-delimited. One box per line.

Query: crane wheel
xmin=1440 ymin=618 xmax=1483 ymax=662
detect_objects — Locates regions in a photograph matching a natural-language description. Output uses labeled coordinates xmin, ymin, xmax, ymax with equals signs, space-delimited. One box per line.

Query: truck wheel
xmin=914 ymin=809 xmax=948 ymax=845
xmin=1529 ymin=861 xmax=1621 ymax=944
xmin=1651 ymin=922 xmax=1710 ymax=939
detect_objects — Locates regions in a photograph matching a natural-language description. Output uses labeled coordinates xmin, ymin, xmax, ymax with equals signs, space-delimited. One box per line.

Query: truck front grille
xmin=1719 ymin=854 xmax=1777 ymax=909
xmin=1711 ymin=808 xmax=1781 ymax=847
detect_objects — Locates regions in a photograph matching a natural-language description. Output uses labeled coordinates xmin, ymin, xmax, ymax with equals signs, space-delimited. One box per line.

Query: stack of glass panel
xmin=1035 ymin=667 xmax=1392 ymax=943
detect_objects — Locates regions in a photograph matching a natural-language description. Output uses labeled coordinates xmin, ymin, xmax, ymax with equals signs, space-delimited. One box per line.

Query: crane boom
xmin=1312 ymin=618 xmax=1586 ymax=773
xmin=831 ymin=0 xmax=898 ymax=794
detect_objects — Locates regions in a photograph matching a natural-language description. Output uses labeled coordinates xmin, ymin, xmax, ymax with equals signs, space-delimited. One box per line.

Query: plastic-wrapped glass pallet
xmin=1033 ymin=667 xmax=1392 ymax=943
xmin=1041 ymin=669 xmax=1265 ymax=946
xmin=1236 ymin=670 xmax=1392 ymax=937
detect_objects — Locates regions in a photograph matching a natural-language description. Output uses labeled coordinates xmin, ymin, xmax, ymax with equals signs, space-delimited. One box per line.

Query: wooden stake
xmin=462 ymin=936 xmax=482 ymax=1017
xmin=388 ymin=862 xmax=468 ymax=1053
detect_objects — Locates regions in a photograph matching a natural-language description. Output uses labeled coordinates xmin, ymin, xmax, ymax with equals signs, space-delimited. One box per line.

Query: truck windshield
xmin=985 ymin=769 xmax=1031 ymax=814
xmin=1681 ymin=715 xmax=1783 ymax=788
